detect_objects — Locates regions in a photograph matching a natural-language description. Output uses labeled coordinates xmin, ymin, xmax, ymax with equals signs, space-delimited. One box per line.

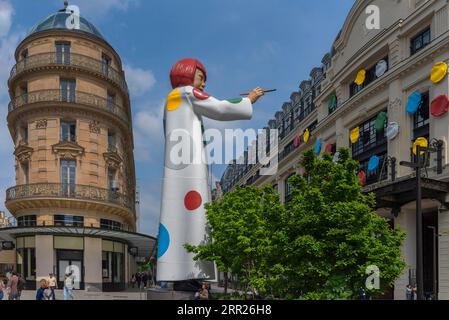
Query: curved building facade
xmin=0 ymin=4 xmax=155 ymax=291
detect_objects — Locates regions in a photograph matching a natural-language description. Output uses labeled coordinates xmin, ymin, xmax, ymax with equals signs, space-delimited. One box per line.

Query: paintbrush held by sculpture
xmin=240 ymin=89 xmax=277 ymax=96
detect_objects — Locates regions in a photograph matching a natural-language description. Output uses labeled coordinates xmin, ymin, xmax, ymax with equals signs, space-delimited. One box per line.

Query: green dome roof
xmin=28 ymin=8 xmax=105 ymax=40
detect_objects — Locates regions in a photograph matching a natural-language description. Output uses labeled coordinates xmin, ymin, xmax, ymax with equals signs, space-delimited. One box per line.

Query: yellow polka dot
xmin=166 ymin=89 xmax=182 ymax=111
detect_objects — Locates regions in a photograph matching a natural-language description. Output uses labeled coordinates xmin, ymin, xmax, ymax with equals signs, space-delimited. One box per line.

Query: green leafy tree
xmin=185 ymin=186 xmax=284 ymax=296
xmin=186 ymin=148 xmax=406 ymax=300
xmin=284 ymin=149 xmax=406 ymax=299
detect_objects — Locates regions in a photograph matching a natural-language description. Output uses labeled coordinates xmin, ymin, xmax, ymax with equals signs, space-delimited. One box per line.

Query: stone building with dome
xmin=0 ymin=3 xmax=156 ymax=291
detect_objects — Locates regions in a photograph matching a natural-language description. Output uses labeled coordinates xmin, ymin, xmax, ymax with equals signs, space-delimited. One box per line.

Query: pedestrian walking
xmin=17 ymin=274 xmax=26 ymax=300
xmin=142 ymin=272 xmax=148 ymax=289
xmin=131 ymin=274 xmax=136 ymax=289
xmin=7 ymin=272 xmax=19 ymax=300
xmin=63 ymin=272 xmax=75 ymax=300
xmin=199 ymin=283 xmax=209 ymax=300
xmin=411 ymin=284 xmax=417 ymax=300
xmin=136 ymin=272 xmax=141 ymax=289
xmin=48 ymin=273 xmax=57 ymax=300
xmin=0 ymin=278 xmax=6 ymax=301
xmin=406 ymin=284 xmax=413 ymax=300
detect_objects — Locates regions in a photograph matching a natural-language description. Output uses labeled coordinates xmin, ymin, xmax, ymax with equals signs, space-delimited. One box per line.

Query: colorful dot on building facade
xmin=184 ymin=191 xmax=202 ymax=211
xmin=166 ymin=89 xmax=182 ymax=111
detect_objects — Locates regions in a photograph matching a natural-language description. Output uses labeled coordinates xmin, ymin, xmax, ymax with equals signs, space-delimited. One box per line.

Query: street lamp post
xmin=427 ymin=225 xmax=438 ymax=300
xmin=399 ymin=139 xmax=443 ymax=301
xmin=400 ymin=145 xmax=425 ymax=300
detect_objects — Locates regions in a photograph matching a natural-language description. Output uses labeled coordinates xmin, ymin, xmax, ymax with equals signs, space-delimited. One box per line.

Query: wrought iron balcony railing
xmin=10 ymin=52 xmax=128 ymax=93
xmin=8 ymin=89 xmax=129 ymax=123
xmin=6 ymin=183 xmax=135 ymax=213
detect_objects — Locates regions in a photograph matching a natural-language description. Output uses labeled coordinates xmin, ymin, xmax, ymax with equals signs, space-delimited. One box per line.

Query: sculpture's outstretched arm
xmin=187 ymin=87 xmax=253 ymax=121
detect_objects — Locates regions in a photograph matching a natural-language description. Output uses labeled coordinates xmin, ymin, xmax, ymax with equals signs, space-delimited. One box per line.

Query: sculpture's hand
xmin=248 ymin=87 xmax=265 ymax=104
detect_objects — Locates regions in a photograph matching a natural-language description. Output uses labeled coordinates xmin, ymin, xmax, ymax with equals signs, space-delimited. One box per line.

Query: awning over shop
xmin=0 ymin=226 xmax=157 ymax=259
xmin=363 ymin=176 xmax=449 ymax=209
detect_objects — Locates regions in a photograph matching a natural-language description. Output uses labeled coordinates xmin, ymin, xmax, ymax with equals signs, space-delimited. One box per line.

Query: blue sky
xmin=0 ymin=0 xmax=355 ymax=236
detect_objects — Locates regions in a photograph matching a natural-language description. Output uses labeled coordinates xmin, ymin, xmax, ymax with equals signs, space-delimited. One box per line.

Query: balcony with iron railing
xmin=5 ymin=183 xmax=135 ymax=221
xmin=9 ymin=52 xmax=128 ymax=94
xmin=8 ymin=89 xmax=130 ymax=123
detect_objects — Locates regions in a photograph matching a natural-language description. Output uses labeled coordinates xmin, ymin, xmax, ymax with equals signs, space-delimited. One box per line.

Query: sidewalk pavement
xmin=1 ymin=285 xmax=242 ymax=301
xmin=5 ymin=289 xmax=147 ymax=301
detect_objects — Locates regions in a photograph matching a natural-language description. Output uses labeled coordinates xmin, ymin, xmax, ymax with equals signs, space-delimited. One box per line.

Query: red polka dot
xmin=184 ymin=191 xmax=202 ymax=211
xmin=193 ymin=88 xmax=210 ymax=100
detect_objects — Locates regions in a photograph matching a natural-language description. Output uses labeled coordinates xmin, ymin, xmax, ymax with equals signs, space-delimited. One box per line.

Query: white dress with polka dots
xmin=157 ymin=85 xmax=253 ymax=282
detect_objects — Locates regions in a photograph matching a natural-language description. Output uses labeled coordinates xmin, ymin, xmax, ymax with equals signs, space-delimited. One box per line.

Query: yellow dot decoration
xmin=430 ymin=61 xmax=448 ymax=84
xmin=354 ymin=69 xmax=366 ymax=86
xmin=413 ymin=137 xmax=428 ymax=156
xmin=303 ymin=129 xmax=310 ymax=143
xmin=166 ymin=89 xmax=182 ymax=112
xmin=350 ymin=127 xmax=360 ymax=144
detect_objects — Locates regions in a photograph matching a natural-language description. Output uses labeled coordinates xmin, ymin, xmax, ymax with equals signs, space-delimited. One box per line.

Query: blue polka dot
xmin=157 ymin=224 xmax=170 ymax=259
xmin=368 ymin=155 xmax=380 ymax=172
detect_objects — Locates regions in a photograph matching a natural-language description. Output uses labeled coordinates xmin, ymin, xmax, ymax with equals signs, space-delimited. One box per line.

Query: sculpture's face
xmin=193 ymin=69 xmax=206 ymax=91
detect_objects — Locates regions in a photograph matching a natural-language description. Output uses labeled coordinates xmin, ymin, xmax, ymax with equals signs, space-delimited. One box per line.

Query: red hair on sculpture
xmin=170 ymin=58 xmax=207 ymax=89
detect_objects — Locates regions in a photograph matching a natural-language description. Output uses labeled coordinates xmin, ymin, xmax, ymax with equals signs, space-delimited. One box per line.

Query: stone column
xmin=35 ymin=235 xmax=54 ymax=285
xmin=388 ymin=79 xmax=413 ymax=177
xmin=84 ymin=237 xmax=102 ymax=292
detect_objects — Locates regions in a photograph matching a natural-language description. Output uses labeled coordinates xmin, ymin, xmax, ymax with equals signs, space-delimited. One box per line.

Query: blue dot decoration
xmin=314 ymin=139 xmax=322 ymax=156
xmin=406 ymin=91 xmax=422 ymax=115
xmin=157 ymin=224 xmax=170 ymax=259
xmin=368 ymin=155 xmax=380 ymax=172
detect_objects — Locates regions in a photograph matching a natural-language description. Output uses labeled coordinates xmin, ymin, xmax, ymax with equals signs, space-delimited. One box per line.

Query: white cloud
xmin=0 ymin=0 xmax=13 ymax=38
xmin=69 ymin=0 xmax=139 ymax=17
xmin=133 ymin=101 xmax=164 ymax=162
xmin=124 ymin=64 xmax=156 ymax=97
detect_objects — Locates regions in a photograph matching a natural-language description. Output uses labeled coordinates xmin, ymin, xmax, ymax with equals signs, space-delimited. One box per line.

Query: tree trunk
xmin=224 ymin=272 xmax=228 ymax=296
